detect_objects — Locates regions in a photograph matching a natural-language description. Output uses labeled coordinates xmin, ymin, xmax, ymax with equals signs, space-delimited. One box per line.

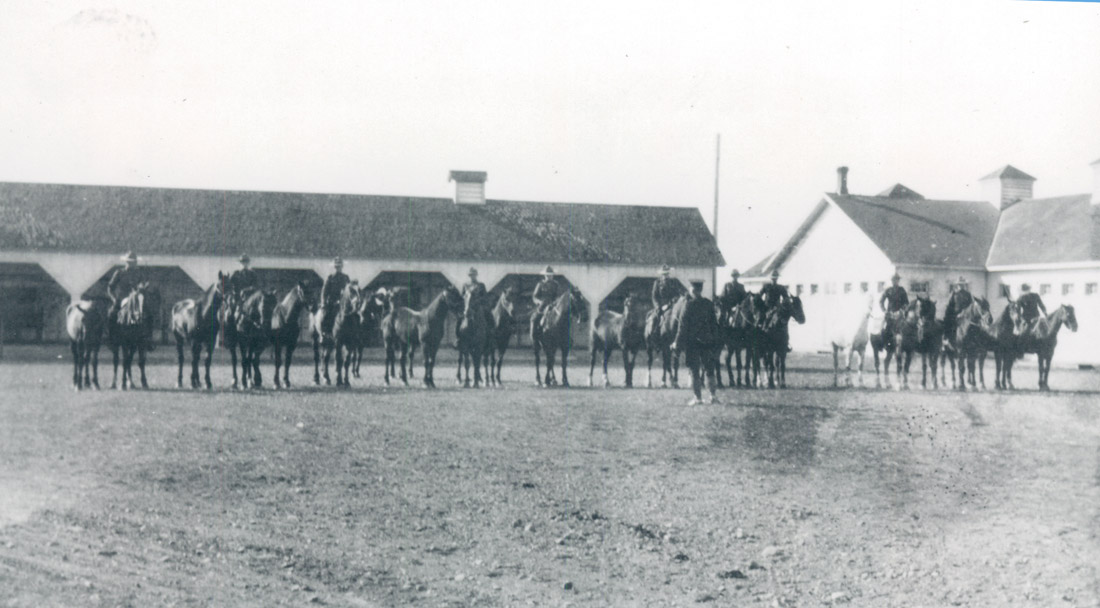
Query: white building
xmin=743 ymin=160 xmax=1100 ymax=365
xmin=0 ymin=171 xmax=724 ymax=346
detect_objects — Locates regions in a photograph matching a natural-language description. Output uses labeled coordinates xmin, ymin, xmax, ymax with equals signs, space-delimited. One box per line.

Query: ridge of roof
xmin=876 ymin=183 xmax=924 ymax=199
xmin=979 ymin=165 xmax=1036 ymax=181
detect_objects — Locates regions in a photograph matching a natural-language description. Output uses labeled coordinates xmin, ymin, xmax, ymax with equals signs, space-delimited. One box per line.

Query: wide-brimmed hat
xmin=659 ymin=264 xmax=671 ymax=275
xmin=770 ymin=270 xmax=780 ymax=279
xmin=468 ymin=267 xmax=478 ymax=277
xmin=957 ymin=276 xmax=969 ymax=285
xmin=332 ymin=256 xmax=343 ymax=267
xmin=730 ymin=268 xmax=740 ymax=277
xmin=542 ymin=265 xmax=555 ymax=276
xmin=1021 ymin=283 xmax=1031 ymax=291
xmin=239 ymin=254 xmax=251 ymax=264
xmin=121 ymin=251 xmax=137 ymax=263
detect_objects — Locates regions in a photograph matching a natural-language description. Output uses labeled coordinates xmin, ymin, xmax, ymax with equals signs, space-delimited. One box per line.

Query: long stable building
xmin=0 ymin=171 xmax=724 ymax=347
xmin=743 ymin=160 xmax=1100 ymax=364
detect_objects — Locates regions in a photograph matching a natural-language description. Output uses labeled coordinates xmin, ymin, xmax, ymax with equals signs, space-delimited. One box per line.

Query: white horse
xmin=828 ymin=294 xmax=888 ymax=388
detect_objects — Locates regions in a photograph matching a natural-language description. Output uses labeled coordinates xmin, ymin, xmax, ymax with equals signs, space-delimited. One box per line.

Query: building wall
xmin=988 ymin=266 xmax=1100 ymax=365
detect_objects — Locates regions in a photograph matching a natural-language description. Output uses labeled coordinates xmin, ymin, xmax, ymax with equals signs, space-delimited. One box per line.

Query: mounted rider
xmin=718 ymin=268 xmax=748 ymax=326
xmin=107 ymin=250 xmax=153 ymax=348
xmin=943 ymin=276 xmax=975 ymax=337
xmin=228 ymin=254 xmax=260 ymax=306
xmin=672 ymin=281 xmax=721 ymax=406
xmin=1015 ymin=283 xmax=1047 ymax=335
xmin=461 ymin=267 xmax=488 ymax=310
xmin=320 ymin=256 xmax=351 ymax=337
xmin=649 ymin=264 xmax=686 ymax=335
xmin=759 ymin=269 xmax=788 ymax=322
xmin=880 ymin=272 xmax=909 ymax=344
xmin=530 ymin=266 xmax=561 ymax=337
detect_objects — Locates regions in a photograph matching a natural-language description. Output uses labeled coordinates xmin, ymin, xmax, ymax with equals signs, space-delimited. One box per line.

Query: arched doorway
xmin=85 ymin=265 xmax=202 ymax=345
xmin=0 ymin=263 xmax=69 ymax=343
xmin=364 ymin=271 xmax=457 ymax=346
xmin=490 ymin=273 xmax=584 ymax=348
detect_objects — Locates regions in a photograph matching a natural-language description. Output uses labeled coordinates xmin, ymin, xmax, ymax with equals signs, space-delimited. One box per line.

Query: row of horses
xmin=829 ymin=295 xmax=1077 ymax=391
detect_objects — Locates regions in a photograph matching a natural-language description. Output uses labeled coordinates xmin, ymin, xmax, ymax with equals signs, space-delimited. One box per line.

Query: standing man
xmin=228 ymin=254 xmax=260 ymax=301
xmin=320 ymin=257 xmax=350 ymax=336
xmin=718 ymin=268 xmax=748 ymax=324
xmin=650 ymin=264 xmax=685 ymax=335
xmin=530 ymin=266 xmax=561 ymax=339
xmin=1016 ymin=283 xmax=1047 ymax=335
xmin=672 ymin=281 xmax=721 ymax=405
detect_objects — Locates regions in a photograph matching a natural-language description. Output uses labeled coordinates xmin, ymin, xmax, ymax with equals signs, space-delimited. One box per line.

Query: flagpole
xmin=712 ymin=133 xmax=721 ymax=299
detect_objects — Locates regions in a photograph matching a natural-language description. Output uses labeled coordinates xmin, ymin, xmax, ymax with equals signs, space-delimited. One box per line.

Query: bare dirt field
xmin=2 ymin=347 xmax=1099 ymax=607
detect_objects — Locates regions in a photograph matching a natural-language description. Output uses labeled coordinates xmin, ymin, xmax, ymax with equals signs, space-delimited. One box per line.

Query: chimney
xmin=1091 ymin=158 xmax=1100 ymax=206
xmin=449 ymin=170 xmax=487 ymax=205
xmin=979 ymin=164 xmax=1035 ymax=210
xmin=837 ymin=166 xmax=849 ymax=195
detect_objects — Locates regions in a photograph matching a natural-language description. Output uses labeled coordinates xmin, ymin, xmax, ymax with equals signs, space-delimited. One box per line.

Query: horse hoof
xmin=587 ymin=377 xmax=593 ymax=387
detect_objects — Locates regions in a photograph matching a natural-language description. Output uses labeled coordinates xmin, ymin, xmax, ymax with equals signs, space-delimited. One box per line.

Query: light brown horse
xmin=66 ymin=296 xmax=110 ymax=390
xmin=1014 ymin=304 xmax=1077 ymax=391
xmin=532 ymin=288 xmax=589 ymax=387
xmin=482 ymin=287 xmax=518 ymax=387
xmin=588 ymin=294 xmax=646 ymax=388
xmin=383 ymin=286 xmax=463 ymax=388
xmin=351 ymin=287 xmax=387 ymax=380
xmin=311 ymin=283 xmax=360 ymax=387
xmin=644 ymin=294 xmax=684 ymax=389
xmin=170 ymin=275 xmax=226 ymax=389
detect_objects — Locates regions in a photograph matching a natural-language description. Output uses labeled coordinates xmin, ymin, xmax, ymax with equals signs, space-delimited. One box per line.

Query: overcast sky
xmin=1 ymin=0 xmax=1098 ymax=270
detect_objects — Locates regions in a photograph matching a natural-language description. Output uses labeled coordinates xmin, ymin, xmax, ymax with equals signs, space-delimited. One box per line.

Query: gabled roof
xmin=986 ymin=194 xmax=1099 ymax=266
xmin=876 ymin=183 xmax=924 ymax=199
xmin=0 ymin=181 xmax=724 ymax=267
xmin=980 ymin=165 xmax=1036 ymax=181
xmin=741 ymin=251 xmax=776 ymax=279
xmin=828 ymin=193 xmax=999 ymax=268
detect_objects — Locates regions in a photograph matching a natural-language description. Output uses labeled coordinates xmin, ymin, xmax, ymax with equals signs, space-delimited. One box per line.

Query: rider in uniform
xmin=530 ymin=266 xmax=561 ymax=338
xmin=759 ymin=270 xmax=788 ymax=320
xmin=107 ymin=250 xmax=152 ymax=348
xmin=672 ymin=281 xmax=721 ymax=406
xmin=650 ymin=264 xmax=686 ymax=335
xmin=880 ymin=273 xmax=909 ymax=347
xmin=228 ymin=254 xmax=260 ymax=310
xmin=320 ymin=257 xmax=350 ymax=336
xmin=1015 ymin=283 xmax=1047 ymax=335
xmin=943 ymin=276 xmax=974 ymax=338
xmin=718 ymin=268 xmax=748 ymax=326
xmin=461 ymin=267 xmax=487 ymax=305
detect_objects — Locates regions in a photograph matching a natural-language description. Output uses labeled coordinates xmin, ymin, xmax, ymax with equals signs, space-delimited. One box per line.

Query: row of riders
xmin=831 ymin=273 xmax=1077 ymax=392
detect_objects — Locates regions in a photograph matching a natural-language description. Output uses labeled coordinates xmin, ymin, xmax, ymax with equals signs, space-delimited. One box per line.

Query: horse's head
xmin=789 ymin=295 xmax=805 ymax=325
xmin=443 ymin=285 xmax=464 ymax=311
xmin=497 ymin=286 xmax=517 ymax=316
xmin=569 ymin=288 xmax=590 ymax=324
xmin=1062 ymin=304 xmax=1078 ymax=332
xmin=260 ymin=289 xmax=278 ymax=327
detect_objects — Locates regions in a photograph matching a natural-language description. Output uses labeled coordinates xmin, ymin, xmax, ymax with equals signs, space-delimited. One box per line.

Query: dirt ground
xmin=1 ymin=348 xmax=1099 ymax=607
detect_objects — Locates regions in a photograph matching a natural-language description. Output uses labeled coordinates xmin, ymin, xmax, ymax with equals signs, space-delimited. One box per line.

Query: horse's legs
xmin=560 ymin=346 xmax=570 ymax=387
xmin=312 ymin=336 xmax=321 ymax=385
xmin=322 ymin=344 xmax=332 ymax=385
xmin=273 ymin=344 xmax=283 ymax=389
xmin=335 ymin=343 xmax=344 ymax=387
xmin=174 ymin=338 xmax=185 ymax=388
xmin=71 ymin=341 xmax=82 ymax=389
xmin=645 ymin=347 xmax=654 ymax=388
xmin=110 ymin=344 xmax=120 ymax=389
xmin=137 ymin=345 xmax=148 ymax=389
xmin=671 ymin=350 xmax=680 ymax=389
xmin=588 ymin=345 xmax=598 ymax=387
xmin=398 ymin=345 xmax=408 ymax=385
xmin=190 ymin=340 xmax=202 ymax=389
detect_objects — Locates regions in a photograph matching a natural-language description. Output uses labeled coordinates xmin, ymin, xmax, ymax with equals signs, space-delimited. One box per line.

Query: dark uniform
xmin=107 ymin=265 xmax=143 ymax=325
xmin=651 ymin=276 xmax=684 ymax=311
xmin=760 ymin=282 xmax=788 ymax=313
xmin=461 ymin=278 xmax=487 ymax=303
xmin=673 ymin=291 xmax=720 ymax=403
xmin=719 ymin=280 xmax=748 ymax=317
xmin=880 ymin=285 xmax=909 ymax=313
xmin=1016 ymin=291 xmax=1047 ymax=333
xmin=228 ymin=267 xmax=260 ymax=299
xmin=943 ymin=283 xmax=974 ymax=337
xmin=530 ymin=276 xmax=561 ymax=336
xmin=320 ymin=270 xmax=351 ymax=335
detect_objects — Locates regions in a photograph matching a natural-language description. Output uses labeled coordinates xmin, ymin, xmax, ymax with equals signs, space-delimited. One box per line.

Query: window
xmin=795 ymin=284 xmax=803 ymax=296
xmin=1062 ymin=283 xmax=1074 ymax=296
xmin=826 ymin=282 xmax=837 ymax=295
xmin=877 ymin=281 xmax=885 ymax=293
xmin=860 ymin=282 xmax=869 ymax=293
xmin=1086 ymin=283 xmax=1098 ymax=295
xmin=810 ymin=284 xmax=818 ymax=295
xmin=1039 ymin=284 xmax=1051 ymax=295
xmin=843 ymin=282 xmax=852 ymax=294
xmin=910 ymin=281 xmax=929 ymax=293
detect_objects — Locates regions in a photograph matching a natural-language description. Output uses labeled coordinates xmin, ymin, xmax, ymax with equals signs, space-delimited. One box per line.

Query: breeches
xmin=685 ymin=349 xmax=716 ymax=397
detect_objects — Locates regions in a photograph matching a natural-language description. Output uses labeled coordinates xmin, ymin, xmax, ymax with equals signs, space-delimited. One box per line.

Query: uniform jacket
xmin=107 ymin=266 xmax=142 ymax=302
xmin=229 ymin=268 xmax=260 ymax=296
xmin=1016 ymin=292 xmax=1047 ymax=320
xmin=651 ymin=277 xmax=684 ymax=309
xmin=719 ymin=281 xmax=747 ymax=312
xmin=674 ymin=294 xmax=719 ymax=351
xmin=880 ymin=285 xmax=909 ymax=313
xmin=321 ymin=271 xmax=350 ymax=305
xmin=760 ymin=282 xmax=787 ymax=309
xmin=532 ymin=278 xmax=561 ymax=310
xmin=461 ymin=279 xmax=486 ymax=299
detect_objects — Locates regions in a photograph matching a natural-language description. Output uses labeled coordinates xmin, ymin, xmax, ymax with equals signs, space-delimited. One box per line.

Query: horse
xmin=758 ymin=294 xmax=805 ymax=389
xmin=66 ymin=296 xmax=110 ymax=390
xmin=892 ymin=302 xmax=922 ymax=390
xmin=644 ymin=295 xmax=684 ymax=389
xmin=985 ymin=302 xmax=1021 ymax=391
xmin=718 ymin=293 xmax=763 ymax=388
xmin=910 ymin=297 xmax=943 ymax=390
xmin=351 ymin=287 xmax=387 ymax=380
xmin=532 ymin=288 xmax=589 ymax=387
xmin=1014 ymin=304 xmax=1077 ymax=391
xmin=482 ymin=287 xmax=518 ymax=387
xmin=384 ymin=285 xmax=463 ymax=387
xmin=828 ymin=294 xmax=888 ymax=388
xmin=311 ymin=283 xmax=360 ymax=387
xmin=952 ymin=297 xmax=993 ymax=392
xmin=236 ymin=288 xmax=278 ymax=388
xmin=270 ymin=282 xmax=311 ymax=389
xmin=455 ymin=288 xmax=490 ymax=388
xmin=170 ymin=275 xmax=226 ymax=389
xmin=588 ymin=294 xmax=647 ymax=388
xmin=110 ymin=282 xmax=160 ymax=390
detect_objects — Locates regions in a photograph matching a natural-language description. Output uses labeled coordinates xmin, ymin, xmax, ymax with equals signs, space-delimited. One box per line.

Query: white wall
xmin=989 ymin=266 xmax=1100 ymax=365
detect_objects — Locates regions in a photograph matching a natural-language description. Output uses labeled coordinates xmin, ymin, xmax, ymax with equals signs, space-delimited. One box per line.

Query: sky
xmin=1 ymin=0 xmax=1098 ymax=271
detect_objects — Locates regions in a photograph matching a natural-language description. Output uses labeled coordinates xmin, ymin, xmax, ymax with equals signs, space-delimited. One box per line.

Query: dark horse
xmin=110 ymin=282 xmax=160 ymax=390
xmin=909 ymin=297 xmax=944 ymax=390
xmin=455 ymin=288 xmax=489 ymax=388
xmin=236 ymin=289 xmax=278 ymax=388
xmin=311 ymin=283 xmax=360 ymax=387
xmin=588 ymin=294 xmax=647 ymax=388
xmin=644 ymin=295 xmax=684 ymax=388
xmin=1015 ymin=304 xmax=1077 ymax=391
xmin=270 ymin=282 xmax=311 ymax=389
xmin=952 ymin=297 xmax=992 ymax=392
xmin=984 ymin=302 xmax=1021 ymax=391
xmin=482 ymin=287 xmax=518 ymax=387
xmin=351 ymin=287 xmax=387 ymax=380
xmin=758 ymin=294 xmax=805 ymax=389
xmin=66 ymin=296 xmax=110 ymax=390
xmin=170 ymin=274 xmax=226 ymax=389
xmin=718 ymin=293 xmax=764 ymax=388
xmin=532 ymin=288 xmax=589 ymax=387
xmin=384 ymin=286 xmax=463 ymax=387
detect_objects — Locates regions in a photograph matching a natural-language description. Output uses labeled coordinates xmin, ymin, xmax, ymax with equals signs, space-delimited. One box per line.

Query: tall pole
xmin=712 ymin=133 xmax=721 ymax=298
